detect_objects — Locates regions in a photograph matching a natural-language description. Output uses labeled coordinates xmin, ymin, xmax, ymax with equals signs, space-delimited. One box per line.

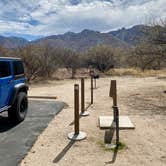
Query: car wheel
xmin=8 ymin=92 xmax=28 ymax=123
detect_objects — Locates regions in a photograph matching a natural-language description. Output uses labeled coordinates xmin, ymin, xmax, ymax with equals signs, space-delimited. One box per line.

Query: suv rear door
xmin=13 ymin=60 xmax=25 ymax=85
xmin=0 ymin=61 xmax=13 ymax=109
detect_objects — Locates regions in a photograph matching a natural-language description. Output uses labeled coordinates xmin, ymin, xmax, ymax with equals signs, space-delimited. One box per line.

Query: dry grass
xmin=106 ymin=68 xmax=166 ymax=77
xmin=30 ymin=68 xmax=166 ymax=84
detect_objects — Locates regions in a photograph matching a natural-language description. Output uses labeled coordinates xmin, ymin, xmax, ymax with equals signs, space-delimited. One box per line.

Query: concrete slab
xmin=68 ymin=131 xmax=87 ymax=141
xmin=99 ymin=116 xmax=135 ymax=129
xmin=80 ymin=111 xmax=89 ymax=117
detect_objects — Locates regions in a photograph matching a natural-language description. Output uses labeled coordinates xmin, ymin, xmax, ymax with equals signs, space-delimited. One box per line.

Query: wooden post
xmin=111 ymin=80 xmax=119 ymax=146
xmin=91 ymin=76 xmax=93 ymax=104
xmin=74 ymin=84 xmax=79 ymax=135
xmin=68 ymin=84 xmax=87 ymax=141
xmin=81 ymin=78 xmax=85 ymax=114
xmin=111 ymin=80 xmax=117 ymax=106
xmin=113 ymin=106 xmax=119 ymax=146
xmin=116 ymin=106 xmax=119 ymax=145
xmin=109 ymin=80 xmax=112 ymax=97
xmin=80 ymin=78 xmax=90 ymax=116
xmin=94 ymin=78 xmax=96 ymax=89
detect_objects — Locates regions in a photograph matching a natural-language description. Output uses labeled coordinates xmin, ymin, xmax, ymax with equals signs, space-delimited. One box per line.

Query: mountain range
xmin=0 ymin=36 xmax=28 ymax=49
xmin=0 ymin=25 xmax=150 ymax=51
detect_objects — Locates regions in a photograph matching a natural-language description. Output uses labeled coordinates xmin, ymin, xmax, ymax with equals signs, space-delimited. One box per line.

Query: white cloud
xmin=0 ymin=0 xmax=165 ymax=36
xmin=0 ymin=20 xmax=33 ymax=33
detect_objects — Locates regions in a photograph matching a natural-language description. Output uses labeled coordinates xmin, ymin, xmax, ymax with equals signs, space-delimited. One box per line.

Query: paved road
xmin=0 ymin=100 xmax=64 ymax=166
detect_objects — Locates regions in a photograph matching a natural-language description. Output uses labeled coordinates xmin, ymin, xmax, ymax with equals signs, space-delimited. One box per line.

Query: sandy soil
xmin=21 ymin=76 xmax=166 ymax=166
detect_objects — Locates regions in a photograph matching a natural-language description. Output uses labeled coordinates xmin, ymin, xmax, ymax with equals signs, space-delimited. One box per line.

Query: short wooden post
xmin=109 ymin=80 xmax=113 ymax=97
xmin=116 ymin=107 xmax=119 ymax=145
xmin=68 ymin=84 xmax=87 ymax=141
xmin=111 ymin=80 xmax=117 ymax=106
xmin=94 ymin=78 xmax=96 ymax=89
xmin=81 ymin=78 xmax=85 ymax=114
xmin=81 ymin=78 xmax=89 ymax=116
xmin=89 ymin=69 xmax=94 ymax=104
xmin=113 ymin=106 xmax=119 ymax=146
xmin=111 ymin=80 xmax=119 ymax=146
xmin=91 ymin=76 xmax=93 ymax=104
xmin=74 ymin=84 xmax=79 ymax=135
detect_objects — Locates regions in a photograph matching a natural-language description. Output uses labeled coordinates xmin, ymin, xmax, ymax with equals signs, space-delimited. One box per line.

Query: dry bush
xmin=14 ymin=45 xmax=82 ymax=81
xmin=85 ymin=45 xmax=117 ymax=72
xmin=14 ymin=44 xmax=60 ymax=81
xmin=127 ymin=43 xmax=165 ymax=71
xmin=0 ymin=46 xmax=10 ymax=57
xmin=57 ymin=49 xmax=81 ymax=79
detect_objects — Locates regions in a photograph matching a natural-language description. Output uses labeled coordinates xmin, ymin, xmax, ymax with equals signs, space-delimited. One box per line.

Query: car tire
xmin=8 ymin=92 xmax=28 ymax=123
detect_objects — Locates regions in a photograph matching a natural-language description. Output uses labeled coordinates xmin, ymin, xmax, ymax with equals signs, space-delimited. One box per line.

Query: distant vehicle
xmin=0 ymin=57 xmax=28 ymax=122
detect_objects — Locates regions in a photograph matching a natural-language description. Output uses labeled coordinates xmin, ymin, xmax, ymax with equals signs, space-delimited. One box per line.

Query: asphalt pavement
xmin=0 ymin=100 xmax=64 ymax=166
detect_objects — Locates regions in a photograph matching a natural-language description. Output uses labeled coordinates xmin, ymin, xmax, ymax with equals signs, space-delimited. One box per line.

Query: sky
xmin=0 ymin=0 xmax=165 ymax=40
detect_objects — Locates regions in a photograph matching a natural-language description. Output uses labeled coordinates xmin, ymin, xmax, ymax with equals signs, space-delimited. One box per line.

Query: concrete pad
xmin=68 ymin=131 xmax=87 ymax=141
xmin=80 ymin=111 xmax=89 ymax=117
xmin=99 ymin=116 xmax=135 ymax=129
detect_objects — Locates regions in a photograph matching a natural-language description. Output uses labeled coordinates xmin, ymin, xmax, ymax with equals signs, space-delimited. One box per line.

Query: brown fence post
xmin=74 ymin=84 xmax=79 ymax=135
xmin=111 ymin=80 xmax=119 ymax=147
xmin=109 ymin=80 xmax=112 ymax=97
xmin=91 ymin=76 xmax=93 ymax=104
xmin=111 ymin=80 xmax=117 ymax=106
xmin=81 ymin=78 xmax=89 ymax=116
xmin=68 ymin=84 xmax=87 ymax=141
xmin=81 ymin=78 xmax=85 ymax=114
xmin=94 ymin=78 xmax=96 ymax=89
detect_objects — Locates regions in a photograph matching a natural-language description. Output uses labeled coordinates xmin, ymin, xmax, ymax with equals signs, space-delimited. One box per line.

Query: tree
xmin=128 ymin=19 xmax=166 ymax=70
xmin=15 ymin=45 xmax=43 ymax=81
xmin=129 ymin=43 xmax=164 ymax=71
xmin=58 ymin=49 xmax=81 ymax=79
xmin=86 ymin=45 xmax=116 ymax=72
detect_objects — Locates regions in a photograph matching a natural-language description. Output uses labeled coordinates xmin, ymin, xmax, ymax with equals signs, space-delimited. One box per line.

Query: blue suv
xmin=0 ymin=57 xmax=28 ymax=123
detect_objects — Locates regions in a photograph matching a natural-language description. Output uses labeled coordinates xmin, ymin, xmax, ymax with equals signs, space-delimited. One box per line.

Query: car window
xmin=0 ymin=61 xmax=11 ymax=78
xmin=13 ymin=61 xmax=24 ymax=76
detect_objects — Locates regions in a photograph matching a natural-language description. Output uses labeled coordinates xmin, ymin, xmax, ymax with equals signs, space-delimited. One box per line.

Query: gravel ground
xmin=21 ymin=76 xmax=166 ymax=166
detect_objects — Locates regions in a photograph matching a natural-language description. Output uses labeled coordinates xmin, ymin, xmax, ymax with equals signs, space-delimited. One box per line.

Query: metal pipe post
xmin=94 ymin=79 xmax=96 ymax=89
xmin=91 ymin=76 xmax=93 ymax=104
xmin=68 ymin=84 xmax=87 ymax=141
xmin=113 ymin=106 xmax=119 ymax=146
xmin=81 ymin=78 xmax=85 ymax=114
xmin=74 ymin=84 xmax=79 ymax=135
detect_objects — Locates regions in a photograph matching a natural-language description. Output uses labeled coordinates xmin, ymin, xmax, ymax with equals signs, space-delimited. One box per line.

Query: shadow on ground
xmin=0 ymin=116 xmax=19 ymax=133
xmin=53 ymin=140 xmax=75 ymax=163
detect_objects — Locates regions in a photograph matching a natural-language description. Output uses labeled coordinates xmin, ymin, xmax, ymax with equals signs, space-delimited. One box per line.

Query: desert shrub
xmin=15 ymin=44 xmax=60 ymax=81
xmin=0 ymin=46 xmax=9 ymax=57
xmin=57 ymin=48 xmax=81 ymax=78
xmin=85 ymin=45 xmax=116 ymax=72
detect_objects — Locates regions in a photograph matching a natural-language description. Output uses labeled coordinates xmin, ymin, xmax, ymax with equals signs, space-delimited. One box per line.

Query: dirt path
xmin=21 ymin=77 xmax=166 ymax=166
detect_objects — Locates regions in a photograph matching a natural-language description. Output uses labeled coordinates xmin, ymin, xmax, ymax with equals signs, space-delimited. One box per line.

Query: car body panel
xmin=0 ymin=57 xmax=28 ymax=112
